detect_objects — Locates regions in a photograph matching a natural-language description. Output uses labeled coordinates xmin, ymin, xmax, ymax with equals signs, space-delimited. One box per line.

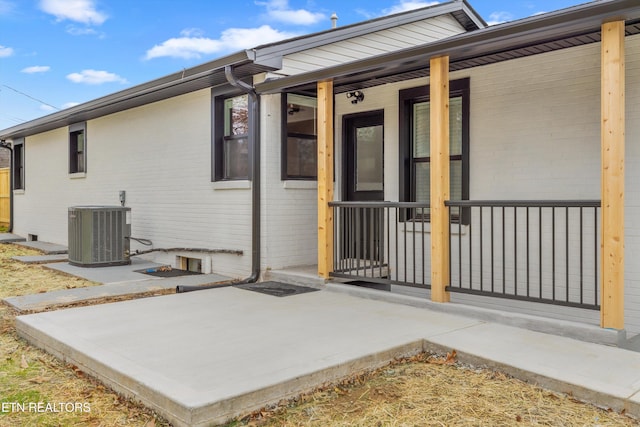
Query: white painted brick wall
xmin=623 ymin=34 xmax=640 ymax=335
xmin=260 ymin=94 xmax=319 ymax=270
xmin=13 ymin=89 xmax=253 ymax=278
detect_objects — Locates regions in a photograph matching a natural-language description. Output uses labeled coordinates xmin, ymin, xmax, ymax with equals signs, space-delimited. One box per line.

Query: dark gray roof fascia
xmin=253 ymin=0 xmax=485 ymax=66
xmin=460 ymin=0 xmax=487 ymax=29
xmin=255 ymin=0 xmax=640 ymax=94
xmin=0 ymin=49 xmax=272 ymax=139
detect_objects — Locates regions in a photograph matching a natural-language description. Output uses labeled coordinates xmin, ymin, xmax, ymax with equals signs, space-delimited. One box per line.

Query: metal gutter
xmin=459 ymin=0 xmax=487 ymax=30
xmin=0 ymin=50 xmax=273 ymax=140
xmin=255 ymin=0 xmax=640 ymax=94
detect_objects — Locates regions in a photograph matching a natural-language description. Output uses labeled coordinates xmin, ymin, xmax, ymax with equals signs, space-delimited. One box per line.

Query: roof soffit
xmin=255 ymin=0 xmax=640 ymax=95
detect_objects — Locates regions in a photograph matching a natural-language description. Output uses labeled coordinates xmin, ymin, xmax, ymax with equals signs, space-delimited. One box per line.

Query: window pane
xmin=450 ymin=159 xmax=462 ymax=201
xmin=13 ymin=144 xmax=24 ymax=190
xmin=414 ymin=162 xmax=430 ymax=203
xmin=286 ymin=136 xmax=317 ymax=178
xmin=70 ymin=130 xmax=85 ymax=173
xmin=76 ymin=132 xmax=84 ymax=152
xmin=414 ymin=162 xmax=430 ymax=217
xmin=413 ymin=102 xmax=429 ymax=158
xmin=287 ymin=94 xmax=317 ymax=135
xmin=450 ymin=97 xmax=463 ymax=156
xmin=413 ymin=99 xmax=462 ymax=157
xmin=285 ymin=94 xmax=317 ymax=179
xmin=224 ymin=95 xmax=248 ymax=136
xmin=77 ymin=153 xmax=85 ymax=173
xmin=356 ymin=125 xmax=383 ymax=191
xmin=223 ymin=137 xmax=248 ymax=179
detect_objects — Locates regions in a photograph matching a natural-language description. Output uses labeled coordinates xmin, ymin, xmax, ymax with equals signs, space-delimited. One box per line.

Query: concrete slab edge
xmin=421 ymin=340 xmax=640 ymax=420
xmin=190 ymin=340 xmax=426 ymax=426
xmin=325 ymin=282 xmax=625 ymax=347
xmin=4 ymin=289 xmax=171 ymax=313
xmin=15 ymin=317 xmax=191 ymax=426
xmin=12 ymin=255 xmax=69 ymax=264
xmin=16 ymin=313 xmax=425 ymax=427
xmin=0 ymin=238 xmax=26 ymax=243
xmin=17 ymin=308 xmax=639 ymax=425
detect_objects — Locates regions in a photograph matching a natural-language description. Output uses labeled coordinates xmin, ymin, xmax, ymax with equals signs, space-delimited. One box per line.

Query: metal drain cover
xmin=235 ymin=281 xmax=319 ymax=297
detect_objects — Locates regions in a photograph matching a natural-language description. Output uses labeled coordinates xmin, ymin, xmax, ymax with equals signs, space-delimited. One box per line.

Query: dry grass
xmin=0 ymin=243 xmax=169 ymax=427
xmin=0 ymin=243 xmax=638 ymax=427
xmin=232 ymin=353 xmax=638 ymax=427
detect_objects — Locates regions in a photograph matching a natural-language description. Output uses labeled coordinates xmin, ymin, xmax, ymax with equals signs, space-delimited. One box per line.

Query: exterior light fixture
xmin=346 ymin=90 xmax=364 ymax=104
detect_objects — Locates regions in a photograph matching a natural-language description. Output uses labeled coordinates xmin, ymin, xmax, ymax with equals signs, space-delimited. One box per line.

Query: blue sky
xmin=0 ymin=0 xmax=587 ymax=131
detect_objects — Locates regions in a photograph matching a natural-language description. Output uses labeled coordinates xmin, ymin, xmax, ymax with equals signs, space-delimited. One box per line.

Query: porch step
xmin=264 ymin=265 xmax=327 ymax=288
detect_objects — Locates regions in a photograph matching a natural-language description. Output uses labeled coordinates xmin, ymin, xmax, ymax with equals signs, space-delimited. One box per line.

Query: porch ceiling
xmin=255 ymin=0 xmax=640 ymax=95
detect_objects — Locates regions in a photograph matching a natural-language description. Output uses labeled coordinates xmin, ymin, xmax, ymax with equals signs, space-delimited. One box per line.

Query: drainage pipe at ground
xmin=176 ymin=65 xmax=261 ymax=293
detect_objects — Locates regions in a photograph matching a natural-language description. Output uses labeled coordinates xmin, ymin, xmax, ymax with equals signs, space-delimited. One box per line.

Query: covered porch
xmin=257 ymin=0 xmax=640 ymax=332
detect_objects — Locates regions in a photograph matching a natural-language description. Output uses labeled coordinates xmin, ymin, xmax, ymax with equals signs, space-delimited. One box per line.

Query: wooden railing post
xmin=600 ymin=21 xmax=625 ymax=329
xmin=318 ymin=80 xmax=334 ymax=278
xmin=430 ymin=55 xmax=451 ymax=303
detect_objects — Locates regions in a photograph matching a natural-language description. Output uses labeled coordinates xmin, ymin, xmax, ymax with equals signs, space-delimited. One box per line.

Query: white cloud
xmin=22 ymin=65 xmax=51 ymax=73
xmin=62 ymin=102 xmax=80 ymax=109
xmin=39 ymin=0 xmax=107 ymax=25
xmin=486 ymin=11 xmax=514 ymax=26
xmin=257 ymin=0 xmax=325 ymax=25
xmin=145 ymin=25 xmax=298 ymax=60
xmin=66 ymin=25 xmax=100 ymax=36
xmin=180 ymin=28 xmax=205 ymax=38
xmin=0 ymin=45 xmax=13 ymax=57
xmin=66 ymin=69 xmax=127 ymax=85
xmin=384 ymin=1 xmax=439 ymax=15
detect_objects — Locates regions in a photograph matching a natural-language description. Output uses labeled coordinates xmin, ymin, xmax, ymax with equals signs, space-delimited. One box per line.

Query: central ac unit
xmin=68 ymin=206 xmax=131 ymax=267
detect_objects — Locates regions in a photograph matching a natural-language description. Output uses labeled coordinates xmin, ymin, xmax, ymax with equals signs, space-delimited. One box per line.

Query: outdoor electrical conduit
xmin=176 ymin=65 xmax=261 ymax=293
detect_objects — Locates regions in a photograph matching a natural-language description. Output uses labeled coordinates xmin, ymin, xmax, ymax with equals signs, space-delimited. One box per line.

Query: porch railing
xmin=445 ymin=200 xmax=601 ymax=310
xmin=329 ymin=201 xmax=431 ymax=289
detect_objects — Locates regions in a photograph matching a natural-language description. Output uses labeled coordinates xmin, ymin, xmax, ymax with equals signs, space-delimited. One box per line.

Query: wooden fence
xmin=0 ymin=168 xmax=9 ymax=226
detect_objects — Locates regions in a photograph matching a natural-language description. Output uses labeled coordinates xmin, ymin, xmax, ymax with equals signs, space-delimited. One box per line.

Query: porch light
xmin=346 ymin=90 xmax=364 ymax=104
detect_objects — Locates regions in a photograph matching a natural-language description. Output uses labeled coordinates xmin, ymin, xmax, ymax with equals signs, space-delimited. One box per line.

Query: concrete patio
xmin=14 ymin=282 xmax=640 ymax=427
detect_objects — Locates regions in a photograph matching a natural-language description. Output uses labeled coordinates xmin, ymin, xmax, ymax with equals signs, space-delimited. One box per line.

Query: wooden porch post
xmin=318 ymin=80 xmax=334 ymax=278
xmin=601 ymin=21 xmax=625 ymax=329
xmin=430 ymin=55 xmax=451 ymax=303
